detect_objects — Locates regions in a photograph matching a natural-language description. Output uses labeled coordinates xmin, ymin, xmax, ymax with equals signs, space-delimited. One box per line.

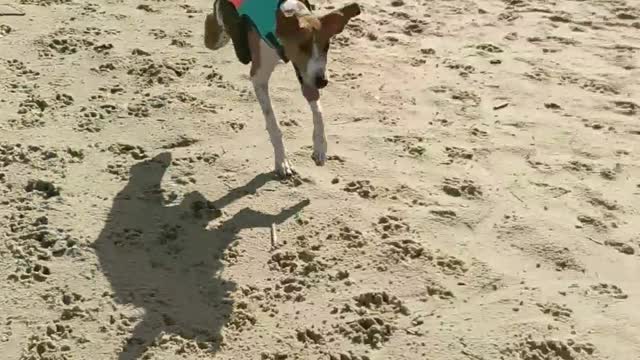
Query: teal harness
xmin=230 ymin=0 xmax=287 ymax=60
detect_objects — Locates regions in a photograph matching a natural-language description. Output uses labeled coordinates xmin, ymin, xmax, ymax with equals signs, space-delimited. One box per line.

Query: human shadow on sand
xmin=94 ymin=152 xmax=309 ymax=360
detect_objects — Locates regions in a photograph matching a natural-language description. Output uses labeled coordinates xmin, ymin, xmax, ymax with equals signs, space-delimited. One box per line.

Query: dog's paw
xmin=311 ymin=151 xmax=327 ymax=166
xmin=312 ymin=134 xmax=327 ymax=166
xmin=275 ymin=159 xmax=295 ymax=178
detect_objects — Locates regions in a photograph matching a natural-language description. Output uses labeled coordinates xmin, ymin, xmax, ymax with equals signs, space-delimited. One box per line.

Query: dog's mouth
xmin=314 ymin=75 xmax=328 ymax=89
xmin=294 ymin=64 xmax=324 ymax=101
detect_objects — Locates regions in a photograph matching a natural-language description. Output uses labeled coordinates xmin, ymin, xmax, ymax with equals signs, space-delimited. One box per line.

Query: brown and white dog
xmin=209 ymin=0 xmax=361 ymax=177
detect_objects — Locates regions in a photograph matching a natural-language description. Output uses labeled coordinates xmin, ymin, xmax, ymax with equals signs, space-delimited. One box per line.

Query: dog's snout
xmin=314 ymin=76 xmax=328 ymax=89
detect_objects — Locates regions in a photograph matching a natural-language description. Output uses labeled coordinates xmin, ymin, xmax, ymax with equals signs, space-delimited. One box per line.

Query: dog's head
xmin=276 ymin=1 xmax=361 ymax=91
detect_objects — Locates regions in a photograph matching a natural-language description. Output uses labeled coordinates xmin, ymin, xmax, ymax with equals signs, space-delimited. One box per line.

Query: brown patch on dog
xmin=276 ymin=12 xmax=321 ymax=73
xmin=276 ymin=3 xmax=361 ymax=76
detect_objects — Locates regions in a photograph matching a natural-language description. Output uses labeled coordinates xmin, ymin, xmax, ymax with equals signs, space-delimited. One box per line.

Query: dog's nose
xmin=314 ymin=76 xmax=328 ymax=89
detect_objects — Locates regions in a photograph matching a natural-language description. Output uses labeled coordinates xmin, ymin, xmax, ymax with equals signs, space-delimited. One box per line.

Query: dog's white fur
xmin=280 ymin=0 xmax=309 ymax=16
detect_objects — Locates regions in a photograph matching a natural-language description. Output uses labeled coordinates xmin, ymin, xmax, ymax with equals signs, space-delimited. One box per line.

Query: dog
xmin=205 ymin=0 xmax=361 ymax=177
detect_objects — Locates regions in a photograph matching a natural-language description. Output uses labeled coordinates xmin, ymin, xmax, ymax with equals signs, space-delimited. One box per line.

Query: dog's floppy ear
xmin=321 ymin=3 xmax=361 ymax=37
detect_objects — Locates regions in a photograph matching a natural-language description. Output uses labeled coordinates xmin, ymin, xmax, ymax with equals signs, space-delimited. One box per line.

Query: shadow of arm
xmin=271 ymin=198 xmax=310 ymax=225
xmin=209 ymin=173 xmax=274 ymax=209
xmin=224 ymin=198 xmax=310 ymax=230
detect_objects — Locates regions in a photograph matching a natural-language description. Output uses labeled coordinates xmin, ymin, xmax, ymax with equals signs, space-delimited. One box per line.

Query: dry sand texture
xmin=1 ymin=0 xmax=640 ymax=359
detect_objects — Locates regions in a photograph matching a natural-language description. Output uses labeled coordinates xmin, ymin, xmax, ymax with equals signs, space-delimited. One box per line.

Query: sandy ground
xmin=1 ymin=0 xmax=640 ymax=359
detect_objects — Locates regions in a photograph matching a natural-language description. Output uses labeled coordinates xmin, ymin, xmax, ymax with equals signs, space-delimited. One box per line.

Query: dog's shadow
xmin=94 ymin=152 xmax=308 ymax=360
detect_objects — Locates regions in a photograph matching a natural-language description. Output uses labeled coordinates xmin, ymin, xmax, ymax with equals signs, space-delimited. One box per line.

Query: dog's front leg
xmin=308 ymin=98 xmax=327 ymax=166
xmin=250 ymin=35 xmax=293 ymax=177
xmin=253 ymin=81 xmax=294 ymax=176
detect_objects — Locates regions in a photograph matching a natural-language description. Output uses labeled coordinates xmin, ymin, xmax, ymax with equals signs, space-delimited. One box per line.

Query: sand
xmin=1 ymin=0 xmax=640 ymax=359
